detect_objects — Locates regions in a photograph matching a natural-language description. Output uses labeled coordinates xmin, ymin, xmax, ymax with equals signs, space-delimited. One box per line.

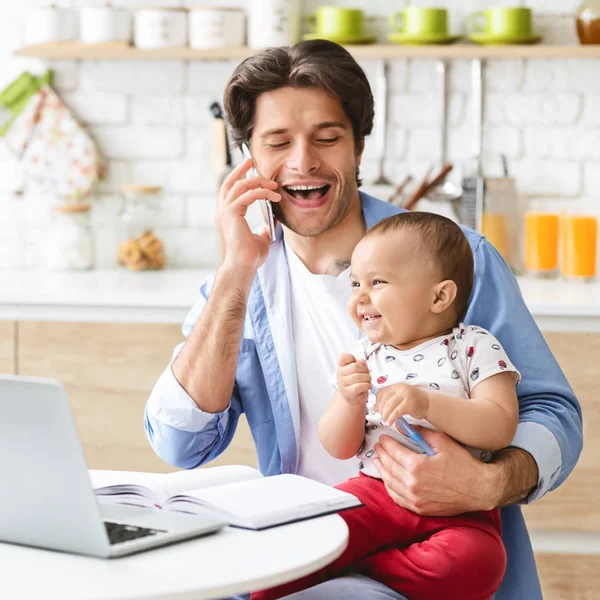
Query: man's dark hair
xmin=224 ymin=40 xmax=374 ymax=184
xmin=366 ymin=212 xmax=475 ymax=320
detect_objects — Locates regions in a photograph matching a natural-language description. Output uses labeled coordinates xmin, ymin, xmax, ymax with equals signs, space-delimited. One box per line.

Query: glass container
xmin=118 ymin=185 xmax=166 ymax=270
xmin=46 ymin=202 xmax=95 ymax=270
xmin=524 ymin=212 xmax=560 ymax=277
xmin=576 ymin=1 xmax=600 ymax=44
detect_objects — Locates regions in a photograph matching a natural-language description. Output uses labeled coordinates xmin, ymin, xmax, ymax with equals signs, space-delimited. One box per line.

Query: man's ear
xmin=430 ymin=279 xmax=458 ymax=314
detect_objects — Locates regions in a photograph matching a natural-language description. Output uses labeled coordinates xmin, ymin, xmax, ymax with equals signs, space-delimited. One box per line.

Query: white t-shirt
xmin=286 ymin=243 xmax=361 ymax=486
xmin=337 ymin=324 xmax=521 ymax=478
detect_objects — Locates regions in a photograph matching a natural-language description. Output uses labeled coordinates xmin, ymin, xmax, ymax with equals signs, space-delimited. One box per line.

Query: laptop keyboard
xmin=104 ymin=521 xmax=167 ymax=545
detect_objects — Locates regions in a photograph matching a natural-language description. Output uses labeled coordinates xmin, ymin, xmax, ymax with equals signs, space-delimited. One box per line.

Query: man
xmin=145 ymin=40 xmax=582 ymax=599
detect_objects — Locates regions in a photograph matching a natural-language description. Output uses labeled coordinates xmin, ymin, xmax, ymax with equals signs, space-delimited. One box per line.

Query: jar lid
xmin=120 ymin=184 xmax=163 ymax=194
xmin=52 ymin=202 xmax=91 ymax=213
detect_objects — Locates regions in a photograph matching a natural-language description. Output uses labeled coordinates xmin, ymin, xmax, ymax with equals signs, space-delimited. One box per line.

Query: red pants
xmin=251 ymin=474 xmax=506 ymax=600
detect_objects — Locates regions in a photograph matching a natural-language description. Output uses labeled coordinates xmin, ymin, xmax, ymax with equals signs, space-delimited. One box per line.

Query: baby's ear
xmin=430 ymin=279 xmax=458 ymax=314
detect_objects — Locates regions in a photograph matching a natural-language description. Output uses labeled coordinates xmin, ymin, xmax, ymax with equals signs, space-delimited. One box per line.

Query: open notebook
xmin=91 ymin=466 xmax=363 ymax=530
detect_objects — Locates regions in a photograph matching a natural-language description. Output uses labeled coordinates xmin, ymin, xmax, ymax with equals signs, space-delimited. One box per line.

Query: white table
xmin=0 ymin=516 xmax=348 ymax=600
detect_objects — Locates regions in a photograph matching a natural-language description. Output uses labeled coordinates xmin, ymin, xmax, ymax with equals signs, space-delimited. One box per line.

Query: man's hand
xmin=217 ymin=158 xmax=281 ymax=274
xmin=337 ymin=353 xmax=371 ymax=406
xmin=374 ymin=383 xmax=430 ymax=426
xmin=374 ymin=426 xmax=502 ymax=516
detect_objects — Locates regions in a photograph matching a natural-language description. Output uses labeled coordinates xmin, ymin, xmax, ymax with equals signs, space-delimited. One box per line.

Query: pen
xmin=370 ymin=385 xmax=436 ymax=456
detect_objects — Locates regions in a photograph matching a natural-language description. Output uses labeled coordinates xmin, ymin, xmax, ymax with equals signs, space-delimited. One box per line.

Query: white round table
xmin=0 ymin=515 xmax=348 ymax=600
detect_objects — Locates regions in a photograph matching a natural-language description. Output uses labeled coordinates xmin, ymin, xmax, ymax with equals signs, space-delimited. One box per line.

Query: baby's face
xmin=348 ymin=230 xmax=438 ymax=346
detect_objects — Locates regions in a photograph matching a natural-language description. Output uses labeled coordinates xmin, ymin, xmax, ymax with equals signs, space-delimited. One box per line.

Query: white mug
xmin=189 ymin=8 xmax=245 ymax=50
xmin=134 ymin=8 xmax=188 ymax=49
xmin=247 ymin=0 xmax=300 ymax=49
xmin=80 ymin=4 xmax=131 ymax=44
xmin=24 ymin=5 xmax=77 ymax=45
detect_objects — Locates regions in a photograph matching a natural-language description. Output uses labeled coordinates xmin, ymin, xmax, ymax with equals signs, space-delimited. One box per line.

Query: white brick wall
xmin=1 ymin=1 xmax=600 ymax=268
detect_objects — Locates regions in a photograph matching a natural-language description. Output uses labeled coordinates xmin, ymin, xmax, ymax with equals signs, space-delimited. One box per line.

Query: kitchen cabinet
xmin=536 ymin=554 xmax=600 ymax=600
xmin=3 ymin=313 xmax=600 ymax=597
xmin=0 ymin=320 xmax=16 ymax=374
xmin=17 ymin=321 xmax=257 ymax=473
xmin=522 ymin=332 xmax=600 ymax=532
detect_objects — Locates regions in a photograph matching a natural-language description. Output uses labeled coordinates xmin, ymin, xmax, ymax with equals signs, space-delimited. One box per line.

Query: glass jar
xmin=576 ymin=1 xmax=600 ymax=44
xmin=117 ymin=185 xmax=166 ymax=270
xmin=46 ymin=202 xmax=95 ymax=270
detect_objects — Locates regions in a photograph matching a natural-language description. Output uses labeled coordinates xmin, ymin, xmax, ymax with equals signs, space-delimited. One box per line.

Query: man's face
xmin=251 ymin=87 xmax=362 ymax=237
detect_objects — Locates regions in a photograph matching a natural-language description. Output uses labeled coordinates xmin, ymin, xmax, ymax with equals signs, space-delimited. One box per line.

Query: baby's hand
xmin=337 ymin=353 xmax=371 ymax=406
xmin=375 ymin=383 xmax=430 ymax=426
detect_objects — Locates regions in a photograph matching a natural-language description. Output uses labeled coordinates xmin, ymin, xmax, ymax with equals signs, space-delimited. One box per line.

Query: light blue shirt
xmin=145 ymin=192 xmax=583 ymax=600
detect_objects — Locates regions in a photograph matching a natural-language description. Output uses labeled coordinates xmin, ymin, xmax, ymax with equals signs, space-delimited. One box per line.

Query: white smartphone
xmin=241 ymin=143 xmax=277 ymax=243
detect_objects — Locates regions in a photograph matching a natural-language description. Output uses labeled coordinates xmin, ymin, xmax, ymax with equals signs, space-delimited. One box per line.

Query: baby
xmin=252 ymin=211 xmax=520 ymax=600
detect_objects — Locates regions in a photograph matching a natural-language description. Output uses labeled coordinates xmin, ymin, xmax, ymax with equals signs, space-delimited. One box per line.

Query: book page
xmin=90 ymin=470 xmax=167 ymax=507
xmin=167 ymin=474 xmax=361 ymax=528
xmin=90 ymin=465 xmax=263 ymax=508
xmin=162 ymin=465 xmax=263 ymax=498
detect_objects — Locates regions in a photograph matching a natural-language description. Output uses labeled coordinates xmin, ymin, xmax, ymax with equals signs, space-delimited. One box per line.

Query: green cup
xmin=470 ymin=7 xmax=532 ymax=37
xmin=306 ymin=6 xmax=364 ymax=39
xmin=389 ymin=6 xmax=448 ymax=36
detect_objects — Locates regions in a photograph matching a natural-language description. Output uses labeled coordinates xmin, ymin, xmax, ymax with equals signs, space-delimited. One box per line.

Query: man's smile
xmin=280 ymin=180 xmax=332 ymax=209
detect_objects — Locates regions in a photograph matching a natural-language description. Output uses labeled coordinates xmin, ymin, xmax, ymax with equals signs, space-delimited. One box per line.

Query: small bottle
xmin=46 ymin=202 xmax=95 ymax=270
xmin=117 ymin=185 xmax=166 ymax=270
xmin=577 ymin=1 xmax=600 ymax=44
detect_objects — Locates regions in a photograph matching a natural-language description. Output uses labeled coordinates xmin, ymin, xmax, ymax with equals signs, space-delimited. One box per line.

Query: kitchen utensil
xmin=469 ymin=7 xmax=534 ymax=38
xmin=248 ymin=0 xmax=300 ymax=49
xmin=134 ymin=7 xmax=187 ymax=49
xmin=372 ymin=60 xmax=392 ymax=186
xmin=460 ymin=60 xmax=485 ymax=232
xmin=388 ymin=32 xmax=460 ymax=45
xmin=422 ymin=60 xmax=462 ymax=214
xmin=402 ymin=166 xmax=433 ymax=211
xmin=189 ymin=7 xmax=245 ymax=50
xmin=209 ymin=102 xmax=233 ymax=187
xmin=525 ymin=212 xmax=560 ymax=277
xmin=302 ymin=33 xmax=376 ymax=44
xmin=577 ymin=0 xmax=600 ymax=44
xmin=46 ymin=203 xmax=95 ymax=271
xmin=469 ymin=32 xmax=542 ymax=45
xmin=80 ymin=3 xmax=131 ymax=44
xmin=118 ymin=185 xmax=166 ymax=271
xmin=561 ymin=214 xmax=598 ymax=280
xmin=389 ymin=6 xmax=449 ymax=37
xmin=387 ymin=175 xmax=412 ymax=205
xmin=306 ymin=7 xmax=365 ymax=39
xmin=24 ymin=5 xmax=77 ymax=45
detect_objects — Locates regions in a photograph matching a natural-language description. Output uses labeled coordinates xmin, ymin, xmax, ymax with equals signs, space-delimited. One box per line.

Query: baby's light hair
xmin=365 ymin=212 xmax=474 ymax=320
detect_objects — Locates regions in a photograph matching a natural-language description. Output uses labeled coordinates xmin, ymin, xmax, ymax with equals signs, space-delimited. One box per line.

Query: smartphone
xmin=241 ymin=143 xmax=277 ymax=243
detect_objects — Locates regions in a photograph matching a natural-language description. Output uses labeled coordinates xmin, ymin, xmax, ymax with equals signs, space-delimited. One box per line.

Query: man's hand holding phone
xmin=217 ymin=158 xmax=281 ymax=276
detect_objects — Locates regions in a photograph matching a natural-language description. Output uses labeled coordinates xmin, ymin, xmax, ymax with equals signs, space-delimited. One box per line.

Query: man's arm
xmin=144 ymin=159 xmax=281 ymax=468
xmin=172 ymin=263 xmax=253 ymax=413
xmin=492 ymin=447 xmax=539 ymax=506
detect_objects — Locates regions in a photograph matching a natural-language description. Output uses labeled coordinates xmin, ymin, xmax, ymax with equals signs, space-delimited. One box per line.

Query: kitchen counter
xmin=0 ymin=269 xmax=599 ymax=329
xmin=0 ymin=269 xmax=212 ymax=323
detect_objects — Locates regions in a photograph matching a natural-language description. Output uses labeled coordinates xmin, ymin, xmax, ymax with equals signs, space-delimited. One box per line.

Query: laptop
xmin=0 ymin=374 xmax=226 ymax=558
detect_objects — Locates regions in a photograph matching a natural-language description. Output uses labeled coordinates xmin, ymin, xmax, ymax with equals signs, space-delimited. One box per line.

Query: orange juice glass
xmin=561 ymin=214 xmax=597 ymax=280
xmin=525 ymin=212 xmax=559 ymax=275
xmin=482 ymin=213 xmax=509 ymax=262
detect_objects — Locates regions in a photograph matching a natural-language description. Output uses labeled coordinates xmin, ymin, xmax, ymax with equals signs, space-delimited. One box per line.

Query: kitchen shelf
xmin=14 ymin=41 xmax=600 ymax=60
